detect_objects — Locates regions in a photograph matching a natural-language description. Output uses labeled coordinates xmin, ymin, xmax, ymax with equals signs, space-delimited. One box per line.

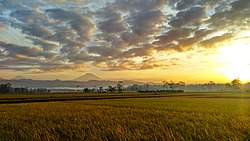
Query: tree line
xmin=0 ymin=83 xmax=50 ymax=94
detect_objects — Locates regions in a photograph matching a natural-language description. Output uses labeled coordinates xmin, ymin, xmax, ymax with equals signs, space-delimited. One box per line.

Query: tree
xmin=0 ymin=83 xmax=12 ymax=93
xmin=225 ymin=83 xmax=232 ymax=91
xmin=117 ymin=81 xmax=123 ymax=93
xmin=145 ymin=83 xmax=149 ymax=91
xmin=177 ymin=81 xmax=186 ymax=90
xmin=231 ymin=78 xmax=242 ymax=90
xmin=128 ymin=84 xmax=139 ymax=91
xmin=168 ymin=80 xmax=175 ymax=90
xmin=207 ymin=81 xmax=215 ymax=91
xmin=98 ymin=87 xmax=103 ymax=93
xmin=162 ymin=81 xmax=169 ymax=90
xmin=108 ymin=86 xmax=115 ymax=93
xmin=76 ymin=85 xmax=80 ymax=92
xmin=83 ymin=88 xmax=90 ymax=93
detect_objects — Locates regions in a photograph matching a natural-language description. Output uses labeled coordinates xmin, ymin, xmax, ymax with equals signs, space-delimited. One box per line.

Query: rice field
xmin=0 ymin=93 xmax=250 ymax=140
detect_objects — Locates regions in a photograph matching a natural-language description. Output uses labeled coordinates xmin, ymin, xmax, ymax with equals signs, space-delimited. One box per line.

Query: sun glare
xmin=218 ymin=38 xmax=250 ymax=82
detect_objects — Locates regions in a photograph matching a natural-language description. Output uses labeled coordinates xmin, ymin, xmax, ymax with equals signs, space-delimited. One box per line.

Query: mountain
xmin=0 ymin=77 xmax=4 ymax=80
xmin=11 ymin=76 xmax=26 ymax=80
xmin=73 ymin=73 xmax=101 ymax=82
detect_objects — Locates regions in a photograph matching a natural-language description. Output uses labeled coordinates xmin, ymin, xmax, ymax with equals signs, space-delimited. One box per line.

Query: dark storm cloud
xmin=0 ymin=0 xmax=248 ymax=71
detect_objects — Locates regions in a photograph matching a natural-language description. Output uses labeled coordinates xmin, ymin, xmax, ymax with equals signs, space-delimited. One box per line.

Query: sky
xmin=0 ymin=0 xmax=249 ymax=83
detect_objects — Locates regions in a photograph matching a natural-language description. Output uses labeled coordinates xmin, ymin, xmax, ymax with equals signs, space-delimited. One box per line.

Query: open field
xmin=0 ymin=92 xmax=250 ymax=140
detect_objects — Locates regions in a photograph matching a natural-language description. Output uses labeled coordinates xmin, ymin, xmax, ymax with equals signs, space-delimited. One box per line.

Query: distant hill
xmin=0 ymin=74 xmax=146 ymax=88
xmin=0 ymin=79 xmax=145 ymax=88
xmin=11 ymin=76 xmax=26 ymax=80
xmin=0 ymin=77 xmax=4 ymax=80
xmin=73 ymin=73 xmax=101 ymax=82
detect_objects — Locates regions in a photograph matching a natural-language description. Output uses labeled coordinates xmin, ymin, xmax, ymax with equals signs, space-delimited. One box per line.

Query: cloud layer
xmin=0 ymin=0 xmax=249 ymax=72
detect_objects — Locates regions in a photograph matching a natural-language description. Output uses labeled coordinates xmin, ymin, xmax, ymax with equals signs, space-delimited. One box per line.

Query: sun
xmin=217 ymin=38 xmax=250 ymax=82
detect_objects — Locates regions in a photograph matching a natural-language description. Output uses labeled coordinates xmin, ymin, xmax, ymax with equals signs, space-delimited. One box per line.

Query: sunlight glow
xmin=218 ymin=38 xmax=250 ymax=82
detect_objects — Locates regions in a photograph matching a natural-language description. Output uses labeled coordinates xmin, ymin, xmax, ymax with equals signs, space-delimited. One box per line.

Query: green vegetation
xmin=0 ymin=93 xmax=250 ymax=140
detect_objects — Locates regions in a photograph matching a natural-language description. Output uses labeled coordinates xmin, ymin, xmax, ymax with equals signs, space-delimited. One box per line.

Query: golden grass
xmin=0 ymin=94 xmax=250 ymax=140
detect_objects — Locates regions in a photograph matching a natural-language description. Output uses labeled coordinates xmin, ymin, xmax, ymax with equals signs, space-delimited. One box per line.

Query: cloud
xmin=0 ymin=22 xmax=6 ymax=30
xmin=98 ymin=57 xmax=179 ymax=71
xmin=46 ymin=8 xmax=96 ymax=42
xmin=103 ymin=60 xmax=139 ymax=71
xmin=0 ymin=41 xmax=88 ymax=72
xmin=0 ymin=41 xmax=56 ymax=59
xmin=199 ymin=33 xmax=234 ymax=48
xmin=69 ymin=18 xmax=96 ymax=42
xmin=129 ymin=10 xmax=165 ymax=36
xmin=98 ymin=16 xmax=127 ymax=33
xmin=87 ymin=46 xmax=121 ymax=58
xmin=10 ymin=9 xmax=48 ymax=24
xmin=169 ymin=6 xmax=205 ymax=28
xmin=176 ymin=0 xmax=196 ymax=10
xmin=113 ymin=0 xmax=166 ymax=11
xmin=231 ymin=0 xmax=250 ymax=10
xmin=46 ymin=8 xmax=81 ymax=21
xmin=120 ymin=32 xmax=141 ymax=46
xmin=207 ymin=0 xmax=250 ymax=29
xmin=122 ymin=45 xmax=154 ymax=58
xmin=0 ymin=0 xmax=248 ymax=72
xmin=23 ymin=24 xmax=53 ymax=38
xmin=139 ymin=58 xmax=176 ymax=70
xmin=154 ymin=28 xmax=194 ymax=47
xmin=28 ymin=63 xmax=89 ymax=73
xmin=29 ymin=37 xmax=58 ymax=51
